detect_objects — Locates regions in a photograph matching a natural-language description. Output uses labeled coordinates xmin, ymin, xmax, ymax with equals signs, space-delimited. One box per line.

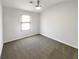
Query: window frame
xmin=20 ymin=14 xmax=31 ymax=31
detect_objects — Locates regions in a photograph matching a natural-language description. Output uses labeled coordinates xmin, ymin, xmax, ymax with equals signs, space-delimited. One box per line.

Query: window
xmin=21 ymin=15 xmax=31 ymax=31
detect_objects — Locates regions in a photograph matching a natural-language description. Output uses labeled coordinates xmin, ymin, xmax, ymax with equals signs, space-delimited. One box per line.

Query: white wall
xmin=0 ymin=0 xmax=3 ymax=56
xmin=40 ymin=0 xmax=78 ymax=48
xmin=3 ymin=7 xmax=40 ymax=43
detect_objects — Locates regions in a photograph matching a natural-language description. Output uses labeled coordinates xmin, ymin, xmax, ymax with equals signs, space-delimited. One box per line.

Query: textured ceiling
xmin=2 ymin=0 xmax=73 ymax=13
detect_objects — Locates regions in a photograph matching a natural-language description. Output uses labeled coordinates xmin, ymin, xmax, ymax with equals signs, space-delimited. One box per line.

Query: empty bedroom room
xmin=0 ymin=0 xmax=78 ymax=59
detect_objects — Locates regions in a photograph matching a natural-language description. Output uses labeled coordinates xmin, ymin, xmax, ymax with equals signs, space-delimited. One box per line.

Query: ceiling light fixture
xmin=29 ymin=0 xmax=42 ymax=10
xmin=35 ymin=0 xmax=42 ymax=10
xmin=35 ymin=5 xmax=41 ymax=10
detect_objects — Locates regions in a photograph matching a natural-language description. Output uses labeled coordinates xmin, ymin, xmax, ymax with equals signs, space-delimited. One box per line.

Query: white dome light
xmin=36 ymin=6 xmax=42 ymax=10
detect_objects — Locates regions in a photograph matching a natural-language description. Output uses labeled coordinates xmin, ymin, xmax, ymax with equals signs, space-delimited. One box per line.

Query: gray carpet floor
xmin=1 ymin=34 xmax=78 ymax=59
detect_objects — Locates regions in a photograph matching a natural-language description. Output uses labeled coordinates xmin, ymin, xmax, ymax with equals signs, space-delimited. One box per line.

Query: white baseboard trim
xmin=4 ymin=34 xmax=40 ymax=44
xmin=0 ymin=43 xmax=3 ymax=57
xmin=4 ymin=33 xmax=78 ymax=49
xmin=40 ymin=33 xmax=78 ymax=49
